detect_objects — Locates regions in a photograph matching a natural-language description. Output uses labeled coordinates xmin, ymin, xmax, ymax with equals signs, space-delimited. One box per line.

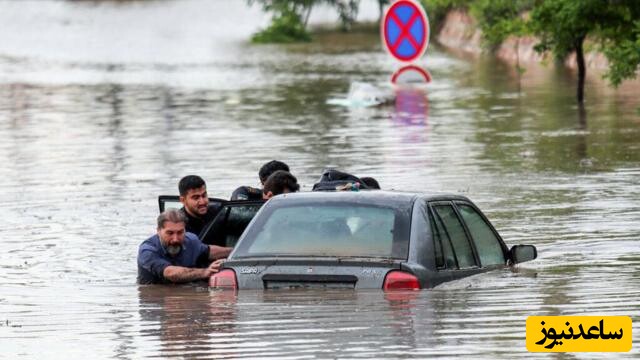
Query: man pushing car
xmin=137 ymin=209 xmax=232 ymax=284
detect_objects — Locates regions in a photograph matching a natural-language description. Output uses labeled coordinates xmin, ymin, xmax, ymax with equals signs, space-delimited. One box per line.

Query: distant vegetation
xmin=248 ymin=0 xmax=388 ymax=43
xmin=249 ymin=0 xmax=639 ymax=103
xmin=421 ymin=0 xmax=640 ymax=103
xmin=248 ymin=0 xmax=639 ymax=102
xmin=251 ymin=7 xmax=312 ymax=43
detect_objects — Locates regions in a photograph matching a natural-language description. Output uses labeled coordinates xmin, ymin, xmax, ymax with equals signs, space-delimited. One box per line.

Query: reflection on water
xmin=0 ymin=0 xmax=639 ymax=358
xmin=138 ymin=286 xmax=238 ymax=357
xmin=393 ymin=87 xmax=429 ymax=126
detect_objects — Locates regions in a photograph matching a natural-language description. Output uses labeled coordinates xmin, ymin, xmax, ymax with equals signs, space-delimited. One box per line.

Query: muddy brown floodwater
xmin=0 ymin=0 xmax=638 ymax=358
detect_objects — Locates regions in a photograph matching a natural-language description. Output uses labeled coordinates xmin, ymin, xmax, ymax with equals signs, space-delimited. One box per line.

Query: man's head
xmin=259 ymin=160 xmax=290 ymax=185
xmin=262 ymin=170 xmax=300 ymax=199
xmin=360 ymin=177 xmax=380 ymax=190
xmin=178 ymin=175 xmax=208 ymax=218
xmin=157 ymin=209 xmax=187 ymax=256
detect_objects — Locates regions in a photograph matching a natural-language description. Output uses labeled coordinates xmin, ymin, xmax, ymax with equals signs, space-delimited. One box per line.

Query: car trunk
xmin=225 ymin=258 xmax=403 ymax=290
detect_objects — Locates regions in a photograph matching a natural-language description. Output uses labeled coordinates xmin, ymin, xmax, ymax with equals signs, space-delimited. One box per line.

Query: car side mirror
xmin=509 ymin=245 xmax=537 ymax=264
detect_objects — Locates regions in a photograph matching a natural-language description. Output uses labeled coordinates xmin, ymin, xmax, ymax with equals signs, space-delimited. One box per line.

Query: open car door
xmin=157 ymin=195 xmax=265 ymax=248
xmin=199 ymin=200 xmax=265 ymax=248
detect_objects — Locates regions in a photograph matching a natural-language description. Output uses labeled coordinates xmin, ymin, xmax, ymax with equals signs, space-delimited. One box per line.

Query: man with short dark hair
xmin=231 ymin=160 xmax=290 ymax=200
xmin=178 ymin=175 xmax=222 ymax=237
xmin=137 ymin=209 xmax=233 ymax=284
xmin=360 ymin=177 xmax=380 ymax=189
xmin=262 ymin=170 xmax=300 ymax=199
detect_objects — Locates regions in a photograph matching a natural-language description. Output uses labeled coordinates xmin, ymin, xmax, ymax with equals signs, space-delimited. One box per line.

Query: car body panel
xmin=226 ymin=258 xmax=402 ymax=289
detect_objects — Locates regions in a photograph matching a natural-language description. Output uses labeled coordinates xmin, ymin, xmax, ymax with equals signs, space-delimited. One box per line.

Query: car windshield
xmin=233 ymin=203 xmax=410 ymax=259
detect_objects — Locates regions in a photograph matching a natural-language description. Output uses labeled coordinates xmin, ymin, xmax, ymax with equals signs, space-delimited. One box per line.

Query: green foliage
xmin=420 ymin=0 xmax=473 ymax=29
xmin=600 ymin=6 xmax=640 ymax=86
xmin=251 ymin=9 xmax=312 ymax=43
xmin=326 ymin=0 xmax=360 ymax=31
xmin=249 ymin=0 xmax=313 ymax=43
xmin=529 ymin=1 xmax=594 ymax=58
xmin=248 ymin=0 xmax=362 ymax=42
xmin=529 ymin=0 xmax=640 ymax=87
xmin=605 ymin=25 xmax=640 ymax=86
xmin=470 ymin=0 xmax=532 ymax=47
xmin=249 ymin=0 xmax=640 ymax=88
xmin=428 ymin=0 xmax=639 ymax=98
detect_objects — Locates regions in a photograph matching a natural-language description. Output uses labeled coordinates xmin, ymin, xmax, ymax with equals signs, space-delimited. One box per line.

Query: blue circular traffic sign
xmin=382 ymin=0 xmax=430 ymax=62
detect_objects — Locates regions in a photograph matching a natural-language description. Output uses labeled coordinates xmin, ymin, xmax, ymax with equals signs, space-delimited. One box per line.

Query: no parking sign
xmin=382 ymin=0 xmax=430 ymax=63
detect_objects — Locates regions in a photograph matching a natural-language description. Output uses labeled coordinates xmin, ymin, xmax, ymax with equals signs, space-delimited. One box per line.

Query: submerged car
xmin=209 ymin=191 xmax=537 ymax=290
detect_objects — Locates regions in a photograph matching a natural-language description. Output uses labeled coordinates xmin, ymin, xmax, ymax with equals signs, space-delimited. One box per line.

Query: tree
xmin=436 ymin=0 xmax=640 ymax=103
xmin=522 ymin=0 xmax=640 ymax=103
xmin=326 ymin=0 xmax=361 ymax=31
xmin=248 ymin=0 xmax=363 ymax=43
xmin=470 ymin=0 xmax=532 ymax=78
xmin=598 ymin=7 xmax=640 ymax=87
xmin=248 ymin=0 xmax=314 ymax=43
xmin=470 ymin=0 xmax=532 ymax=48
xmin=529 ymin=1 xmax=600 ymax=103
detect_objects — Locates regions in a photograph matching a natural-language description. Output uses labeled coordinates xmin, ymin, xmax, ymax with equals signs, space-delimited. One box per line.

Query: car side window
xmin=429 ymin=210 xmax=457 ymax=269
xmin=433 ymin=205 xmax=477 ymax=268
xmin=457 ymin=204 xmax=506 ymax=267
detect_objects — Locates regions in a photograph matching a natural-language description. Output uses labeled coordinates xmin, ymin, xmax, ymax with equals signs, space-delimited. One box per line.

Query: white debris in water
xmin=326 ymin=81 xmax=395 ymax=108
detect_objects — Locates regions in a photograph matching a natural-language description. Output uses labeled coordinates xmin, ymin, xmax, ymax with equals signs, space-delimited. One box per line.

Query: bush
xmin=252 ymin=10 xmax=311 ymax=43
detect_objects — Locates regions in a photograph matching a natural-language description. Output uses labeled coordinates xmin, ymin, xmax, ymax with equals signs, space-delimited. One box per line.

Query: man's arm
xmin=163 ymin=266 xmax=208 ymax=283
xmin=162 ymin=259 xmax=224 ymax=283
xmin=209 ymin=245 xmax=233 ymax=260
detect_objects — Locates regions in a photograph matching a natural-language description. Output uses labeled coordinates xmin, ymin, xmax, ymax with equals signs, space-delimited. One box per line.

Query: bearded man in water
xmin=137 ymin=209 xmax=232 ymax=284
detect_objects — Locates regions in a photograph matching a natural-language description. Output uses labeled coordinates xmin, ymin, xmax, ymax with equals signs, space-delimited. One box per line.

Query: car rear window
xmin=233 ymin=203 xmax=410 ymax=259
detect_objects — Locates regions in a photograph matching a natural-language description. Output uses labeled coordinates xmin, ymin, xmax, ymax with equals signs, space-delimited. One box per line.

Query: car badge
xmin=239 ymin=266 xmax=259 ymax=274
xmin=307 ymin=267 xmax=313 ymax=273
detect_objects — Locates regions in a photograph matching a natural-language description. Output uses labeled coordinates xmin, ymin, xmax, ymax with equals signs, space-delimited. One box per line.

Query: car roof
xmin=266 ymin=190 xmax=472 ymax=208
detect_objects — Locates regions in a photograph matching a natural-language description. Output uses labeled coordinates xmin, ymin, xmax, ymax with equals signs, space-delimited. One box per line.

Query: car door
xmin=427 ymin=201 xmax=482 ymax=283
xmin=199 ymin=200 xmax=265 ymax=247
xmin=453 ymin=201 xmax=508 ymax=268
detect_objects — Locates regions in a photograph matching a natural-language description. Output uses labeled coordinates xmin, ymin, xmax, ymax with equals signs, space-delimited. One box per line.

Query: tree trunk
xmin=575 ymin=37 xmax=586 ymax=103
xmin=515 ymin=37 xmax=521 ymax=94
xmin=303 ymin=5 xmax=313 ymax=29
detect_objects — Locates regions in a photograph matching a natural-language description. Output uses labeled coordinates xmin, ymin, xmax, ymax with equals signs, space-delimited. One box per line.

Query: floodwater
xmin=0 ymin=0 xmax=639 ymax=358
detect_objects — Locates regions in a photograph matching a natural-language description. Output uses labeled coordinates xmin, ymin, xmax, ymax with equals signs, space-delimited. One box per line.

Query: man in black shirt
xmin=231 ymin=160 xmax=290 ymax=200
xmin=262 ymin=170 xmax=300 ymax=199
xmin=178 ymin=175 xmax=222 ymax=237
